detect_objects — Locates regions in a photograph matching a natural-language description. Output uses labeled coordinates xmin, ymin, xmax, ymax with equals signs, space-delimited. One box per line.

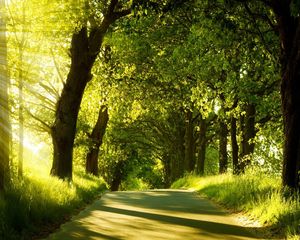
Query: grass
xmin=0 ymin=168 xmax=107 ymax=240
xmin=171 ymin=171 xmax=300 ymax=239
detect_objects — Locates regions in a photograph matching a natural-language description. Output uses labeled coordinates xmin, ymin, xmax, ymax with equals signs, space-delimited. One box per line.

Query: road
xmin=46 ymin=190 xmax=263 ymax=240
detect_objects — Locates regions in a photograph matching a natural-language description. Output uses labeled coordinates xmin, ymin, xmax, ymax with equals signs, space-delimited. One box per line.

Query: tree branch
xmin=112 ymin=8 xmax=132 ymax=20
xmin=50 ymin=49 xmax=65 ymax=86
xmin=25 ymin=100 xmax=55 ymax=112
xmin=24 ymin=108 xmax=52 ymax=133
xmin=243 ymin=2 xmax=274 ymax=56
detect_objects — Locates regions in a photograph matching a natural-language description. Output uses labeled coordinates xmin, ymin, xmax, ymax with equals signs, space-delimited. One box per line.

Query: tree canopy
xmin=0 ymin=0 xmax=299 ymax=193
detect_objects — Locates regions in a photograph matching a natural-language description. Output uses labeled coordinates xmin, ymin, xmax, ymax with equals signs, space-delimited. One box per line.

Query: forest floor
xmin=44 ymin=190 xmax=272 ymax=240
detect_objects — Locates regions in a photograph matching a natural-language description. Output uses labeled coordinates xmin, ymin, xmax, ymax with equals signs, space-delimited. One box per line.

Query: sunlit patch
xmin=12 ymin=131 xmax=44 ymax=155
xmin=23 ymin=136 xmax=43 ymax=154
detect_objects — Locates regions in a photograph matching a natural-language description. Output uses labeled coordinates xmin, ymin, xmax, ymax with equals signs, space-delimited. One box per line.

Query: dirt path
xmin=46 ymin=190 xmax=264 ymax=240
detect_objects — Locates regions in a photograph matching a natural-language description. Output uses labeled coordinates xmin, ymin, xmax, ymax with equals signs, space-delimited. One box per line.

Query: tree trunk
xmin=86 ymin=105 xmax=109 ymax=175
xmin=50 ymin=2 xmax=130 ymax=180
xmin=281 ymin=59 xmax=300 ymax=190
xmin=0 ymin=0 xmax=11 ymax=190
xmin=242 ymin=104 xmax=256 ymax=155
xmin=18 ymin=47 xmax=24 ymax=178
xmin=268 ymin=2 xmax=300 ymax=190
xmin=168 ymin=116 xmax=185 ymax=183
xmin=50 ymin=27 xmax=93 ymax=180
xmin=239 ymin=103 xmax=256 ymax=173
xmin=163 ymin=154 xmax=172 ymax=187
xmin=279 ymin=22 xmax=300 ymax=190
xmin=219 ymin=120 xmax=228 ymax=174
xmin=169 ymin=147 xmax=183 ymax=183
xmin=17 ymin=4 xmax=26 ymax=178
xmin=196 ymin=117 xmax=207 ymax=175
xmin=230 ymin=116 xmax=239 ymax=175
xmin=256 ymin=1 xmax=300 ymax=190
xmin=176 ymin=124 xmax=186 ymax=178
xmin=110 ymin=161 xmax=125 ymax=191
xmin=184 ymin=109 xmax=195 ymax=172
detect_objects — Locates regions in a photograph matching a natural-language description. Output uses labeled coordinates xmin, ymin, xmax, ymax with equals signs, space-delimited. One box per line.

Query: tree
xmin=86 ymin=105 xmax=109 ymax=175
xmin=184 ymin=108 xmax=196 ymax=172
xmin=239 ymin=103 xmax=256 ymax=172
xmin=189 ymin=0 xmax=280 ymax=177
xmin=97 ymin=0 xmax=282 ymax=182
xmin=227 ymin=0 xmax=300 ymax=190
xmin=0 ymin=0 xmax=11 ymax=190
xmin=195 ymin=115 xmax=209 ymax=175
xmin=230 ymin=116 xmax=239 ymax=174
xmin=85 ymin=45 xmax=113 ymax=175
xmin=7 ymin=0 xmax=27 ymax=177
xmin=218 ymin=119 xmax=228 ymax=174
xmin=264 ymin=0 xmax=300 ymax=190
xmin=50 ymin=0 xmax=131 ymax=180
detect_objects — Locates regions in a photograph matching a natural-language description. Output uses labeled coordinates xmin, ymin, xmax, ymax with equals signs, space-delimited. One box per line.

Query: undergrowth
xmin=171 ymin=171 xmax=300 ymax=239
xmin=0 ymin=169 xmax=107 ymax=240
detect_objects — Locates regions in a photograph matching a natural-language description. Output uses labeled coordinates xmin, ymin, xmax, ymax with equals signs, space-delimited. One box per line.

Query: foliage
xmin=105 ymin=0 xmax=282 ymax=181
xmin=121 ymin=174 xmax=150 ymax=191
xmin=1 ymin=0 xmax=296 ymax=237
xmin=171 ymin=171 xmax=300 ymax=239
xmin=204 ymin=146 xmax=219 ymax=175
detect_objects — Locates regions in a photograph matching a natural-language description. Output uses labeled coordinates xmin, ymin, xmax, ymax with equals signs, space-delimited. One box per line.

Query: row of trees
xmin=0 ymin=0 xmax=299 ymax=191
xmin=99 ymin=1 xmax=281 ymax=186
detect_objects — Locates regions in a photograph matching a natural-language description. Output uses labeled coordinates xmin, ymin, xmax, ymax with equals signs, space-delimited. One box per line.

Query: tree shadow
xmin=99 ymin=205 xmax=267 ymax=238
xmin=47 ymin=190 xmax=283 ymax=239
xmin=50 ymin=190 xmax=286 ymax=240
xmin=49 ymin=203 xmax=277 ymax=240
xmin=101 ymin=190 xmax=229 ymax=216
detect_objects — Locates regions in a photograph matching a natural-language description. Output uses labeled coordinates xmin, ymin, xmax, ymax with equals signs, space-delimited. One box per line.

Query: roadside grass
xmin=171 ymin=171 xmax=300 ymax=239
xmin=0 ymin=168 xmax=107 ymax=240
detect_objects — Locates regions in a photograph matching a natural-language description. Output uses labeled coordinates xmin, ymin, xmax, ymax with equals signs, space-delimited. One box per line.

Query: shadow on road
xmin=47 ymin=190 xmax=281 ymax=240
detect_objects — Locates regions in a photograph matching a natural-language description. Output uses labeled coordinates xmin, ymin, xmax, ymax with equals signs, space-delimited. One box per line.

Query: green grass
xmin=121 ymin=176 xmax=151 ymax=191
xmin=0 ymin=169 xmax=107 ymax=240
xmin=171 ymin=171 xmax=300 ymax=239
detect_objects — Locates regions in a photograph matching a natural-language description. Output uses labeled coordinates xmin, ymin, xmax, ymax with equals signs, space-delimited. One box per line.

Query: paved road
xmin=46 ymin=190 xmax=263 ymax=240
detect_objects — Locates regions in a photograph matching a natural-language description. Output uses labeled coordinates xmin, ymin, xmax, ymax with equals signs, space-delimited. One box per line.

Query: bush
xmin=121 ymin=176 xmax=150 ymax=191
